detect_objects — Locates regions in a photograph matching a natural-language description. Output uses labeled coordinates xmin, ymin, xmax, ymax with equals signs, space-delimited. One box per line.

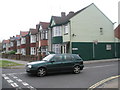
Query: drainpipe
xmin=69 ymin=22 xmax=72 ymax=54
xmin=113 ymin=22 xmax=117 ymax=57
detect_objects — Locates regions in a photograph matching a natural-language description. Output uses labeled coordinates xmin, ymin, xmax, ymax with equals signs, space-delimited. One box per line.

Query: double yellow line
xmin=88 ymin=75 xmax=120 ymax=90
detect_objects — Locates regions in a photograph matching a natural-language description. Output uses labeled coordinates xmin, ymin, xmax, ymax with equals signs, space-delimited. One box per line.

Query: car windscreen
xmin=42 ymin=54 xmax=55 ymax=61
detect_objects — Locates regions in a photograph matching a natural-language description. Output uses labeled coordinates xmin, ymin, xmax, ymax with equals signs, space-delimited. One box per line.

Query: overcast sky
xmin=0 ymin=0 xmax=119 ymax=42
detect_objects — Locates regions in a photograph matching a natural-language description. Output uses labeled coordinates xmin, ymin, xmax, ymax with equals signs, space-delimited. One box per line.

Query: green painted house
xmin=49 ymin=3 xmax=116 ymax=60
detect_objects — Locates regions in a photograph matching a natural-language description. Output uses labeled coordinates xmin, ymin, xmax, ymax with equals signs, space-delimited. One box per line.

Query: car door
xmin=61 ymin=54 xmax=75 ymax=72
xmin=47 ymin=54 xmax=63 ymax=73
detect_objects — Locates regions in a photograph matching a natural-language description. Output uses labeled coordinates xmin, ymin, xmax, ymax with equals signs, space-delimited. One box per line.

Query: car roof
xmin=52 ymin=54 xmax=79 ymax=56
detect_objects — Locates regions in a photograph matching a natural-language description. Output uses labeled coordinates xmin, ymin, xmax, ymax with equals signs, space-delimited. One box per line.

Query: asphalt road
xmin=2 ymin=61 xmax=118 ymax=89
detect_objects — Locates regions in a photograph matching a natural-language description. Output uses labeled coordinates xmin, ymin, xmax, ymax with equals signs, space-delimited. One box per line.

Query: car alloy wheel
xmin=73 ymin=66 xmax=80 ymax=74
xmin=37 ymin=68 xmax=46 ymax=77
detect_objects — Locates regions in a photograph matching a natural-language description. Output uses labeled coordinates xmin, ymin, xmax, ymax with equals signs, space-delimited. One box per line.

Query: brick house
xmin=16 ymin=35 xmax=21 ymax=54
xmin=2 ymin=40 xmax=10 ymax=53
xmin=38 ymin=22 xmax=49 ymax=55
xmin=9 ymin=36 xmax=17 ymax=52
xmin=114 ymin=24 xmax=120 ymax=58
xmin=29 ymin=28 xmax=38 ymax=55
xmin=20 ymin=31 xmax=29 ymax=55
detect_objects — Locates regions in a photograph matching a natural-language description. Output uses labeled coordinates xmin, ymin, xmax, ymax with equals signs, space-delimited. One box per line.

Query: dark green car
xmin=26 ymin=54 xmax=84 ymax=77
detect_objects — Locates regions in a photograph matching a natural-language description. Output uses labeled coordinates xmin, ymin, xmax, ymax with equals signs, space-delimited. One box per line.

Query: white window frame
xmin=21 ymin=37 xmax=26 ymax=44
xmin=106 ymin=44 xmax=111 ymax=50
xmin=52 ymin=44 xmax=61 ymax=54
xmin=21 ymin=48 xmax=26 ymax=55
xmin=17 ymin=40 xmax=21 ymax=46
xmin=17 ymin=49 xmax=21 ymax=54
xmin=64 ymin=24 xmax=69 ymax=34
xmin=31 ymin=47 xmax=36 ymax=55
xmin=10 ymin=42 xmax=14 ymax=47
xmin=31 ymin=35 xmax=36 ymax=43
xmin=52 ymin=26 xmax=62 ymax=37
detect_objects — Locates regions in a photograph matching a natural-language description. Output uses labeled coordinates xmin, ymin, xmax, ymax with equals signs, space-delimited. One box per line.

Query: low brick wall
xmin=2 ymin=53 xmax=40 ymax=61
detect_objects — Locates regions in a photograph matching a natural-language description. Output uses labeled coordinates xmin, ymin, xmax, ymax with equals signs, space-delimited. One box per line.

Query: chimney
xmin=69 ymin=11 xmax=74 ymax=14
xmin=61 ymin=12 xmax=66 ymax=17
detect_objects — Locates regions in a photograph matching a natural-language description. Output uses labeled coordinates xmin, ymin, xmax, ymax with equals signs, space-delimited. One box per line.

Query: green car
xmin=26 ymin=54 xmax=84 ymax=77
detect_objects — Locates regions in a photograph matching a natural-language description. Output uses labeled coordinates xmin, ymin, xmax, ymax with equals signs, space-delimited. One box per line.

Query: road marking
xmin=27 ymin=86 xmax=34 ymax=88
xmin=7 ymin=79 xmax=14 ymax=83
xmin=22 ymin=82 xmax=29 ymax=86
xmin=13 ymin=76 xmax=18 ymax=79
xmin=2 ymin=74 xmax=6 ymax=77
xmin=10 ymin=83 xmax=19 ymax=87
xmin=88 ymin=75 xmax=120 ymax=90
xmin=4 ymin=76 xmax=9 ymax=80
xmin=16 ymin=78 xmax=22 ymax=82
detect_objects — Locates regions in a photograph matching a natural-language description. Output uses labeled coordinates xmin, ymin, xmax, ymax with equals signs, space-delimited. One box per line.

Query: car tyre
xmin=37 ymin=68 xmax=47 ymax=77
xmin=73 ymin=65 xmax=81 ymax=74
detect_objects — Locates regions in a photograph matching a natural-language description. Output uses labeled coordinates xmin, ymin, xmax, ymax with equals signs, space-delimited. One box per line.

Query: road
xmin=2 ymin=61 xmax=118 ymax=89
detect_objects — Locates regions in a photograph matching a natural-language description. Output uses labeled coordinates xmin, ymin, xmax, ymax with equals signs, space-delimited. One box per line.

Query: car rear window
xmin=72 ymin=54 xmax=82 ymax=60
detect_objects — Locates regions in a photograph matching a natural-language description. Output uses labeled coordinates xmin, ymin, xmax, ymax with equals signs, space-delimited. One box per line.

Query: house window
xmin=52 ymin=44 xmax=61 ymax=54
xmin=31 ymin=47 xmax=36 ymax=55
xmin=100 ymin=27 xmax=103 ymax=35
xmin=41 ymin=30 xmax=48 ymax=40
xmin=64 ymin=24 xmax=69 ymax=35
xmin=17 ymin=40 xmax=20 ymax=46
xmin=10 ymin=42 xmax=14 ymax=47
xmin=52 ymin=26 xmax=62 ymax=37
xmin=31 ymin=35 xmax=36 ymax=43
xmin=21 ymin=37 xmax=26 ymax=44
xmin=3 ymin=44 xmax=6 ymax=48
xmin=106 ymin=44 xmax=111 ymax=50
xmin=36 ymin=34 xmax=38 ymax=41
xmin=17 ymin=49 xmax=20 ymax=53
xmin=21 ymin=48 xmax=26 ymax=55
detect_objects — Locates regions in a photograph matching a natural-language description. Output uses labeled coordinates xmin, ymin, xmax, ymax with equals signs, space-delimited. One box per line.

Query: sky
xmin=0 ymin=0 xmax=119 ymax=42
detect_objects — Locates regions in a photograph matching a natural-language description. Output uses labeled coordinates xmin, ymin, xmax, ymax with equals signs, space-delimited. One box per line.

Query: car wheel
xmin=37 ymin=68 xmax=46 ymax=77
xmin=73 ymin=65 xmax=81 ymax=74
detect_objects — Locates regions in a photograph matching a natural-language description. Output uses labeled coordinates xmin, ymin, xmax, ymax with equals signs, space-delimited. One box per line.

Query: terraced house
xmin=38 ymin=22 xmax=49 ymax=54
xmin=20 ymin=31 xmax=29 ymax=55
xmin=49 ymin=3 xmax=116 ymax=60
xmin=114 ymin=24 xmax=120 ymax=58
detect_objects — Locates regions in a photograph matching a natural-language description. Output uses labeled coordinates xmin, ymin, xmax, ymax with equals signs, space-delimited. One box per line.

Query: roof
xmin=114 ymin=24 xmax=120 ymax=39
xmin=40 ymin=22 xmax=50 ymax=30
xmin=51 ymin=12 xmax=75 ymax=26
xmin=29 ymin=28 xmax=38 ymax=35
xmin=50 ymin=3 xmax=92 ymax=27
xmin=2 ymin=40 xmax=10 ymax=44
xmin=50 ymin=3 xmax=113 ymax=27
xmin=20 ymin=31 xmax=29 ymax=37
xmin=15 ymin=35 xmax=20 ymax=40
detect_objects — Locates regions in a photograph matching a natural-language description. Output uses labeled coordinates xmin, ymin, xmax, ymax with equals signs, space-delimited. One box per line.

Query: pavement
xmin=1 ymin=57 xmax=120 ymax=89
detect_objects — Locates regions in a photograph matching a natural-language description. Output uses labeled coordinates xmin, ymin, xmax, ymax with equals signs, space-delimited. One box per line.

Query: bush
xmin=7 ymin=51 xmax=16 ymax=55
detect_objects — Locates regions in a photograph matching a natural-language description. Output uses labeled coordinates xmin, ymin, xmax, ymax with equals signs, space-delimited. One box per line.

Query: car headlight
xmin=28 ymin=65 xmax=32 ymax=68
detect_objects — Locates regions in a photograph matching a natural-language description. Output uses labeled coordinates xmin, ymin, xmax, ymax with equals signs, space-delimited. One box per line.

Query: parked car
xmin=26 ymin=54 xmax=84 ymax=77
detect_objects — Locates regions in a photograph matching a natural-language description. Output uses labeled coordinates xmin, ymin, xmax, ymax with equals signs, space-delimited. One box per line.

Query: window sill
xmin=64 ymin=33 xmax=68 ymax=35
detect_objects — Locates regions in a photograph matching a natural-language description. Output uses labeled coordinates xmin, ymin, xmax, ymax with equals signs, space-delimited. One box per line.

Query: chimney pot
xmin=61 ymin=12 xmax=66 ymax=17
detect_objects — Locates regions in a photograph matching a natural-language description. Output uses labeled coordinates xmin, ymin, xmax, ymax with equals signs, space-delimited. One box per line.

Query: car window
xmin=64 ymin=55 xmax=74 ymax=60
xmin=42 ymin=54 xmax=55 ymax=61
xmin=73 ymin=54 xmax=82 ymax=60
xmin=53 ymin=55 xmax=63 ymax=61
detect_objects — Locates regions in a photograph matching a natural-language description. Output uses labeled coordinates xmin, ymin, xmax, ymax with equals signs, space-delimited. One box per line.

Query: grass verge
xmin=0 ymin=60 xmax=24 ymax=68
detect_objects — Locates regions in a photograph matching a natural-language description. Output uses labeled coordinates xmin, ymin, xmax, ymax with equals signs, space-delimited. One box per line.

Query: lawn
xmin=0 ymin=60 xmax=23 ymax=68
